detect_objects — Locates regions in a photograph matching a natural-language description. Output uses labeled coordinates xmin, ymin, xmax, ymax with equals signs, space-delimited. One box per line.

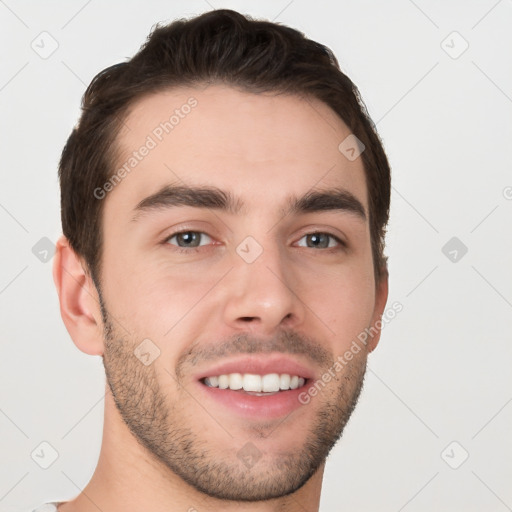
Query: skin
xmin=53 ymin=84 xmax=388 ymax=512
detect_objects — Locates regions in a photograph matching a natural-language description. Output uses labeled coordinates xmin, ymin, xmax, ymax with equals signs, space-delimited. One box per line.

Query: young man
xmin=46 ymin=8 xmax=390 ymax=512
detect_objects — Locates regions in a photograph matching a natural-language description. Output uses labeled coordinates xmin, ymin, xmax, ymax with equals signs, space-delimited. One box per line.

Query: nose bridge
xmin=223 ymin=232 xmax=303 ymax=332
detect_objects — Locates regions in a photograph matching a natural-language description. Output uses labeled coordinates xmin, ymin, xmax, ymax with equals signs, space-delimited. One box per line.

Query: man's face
xmin=97 ymin=85 xmax=387 ymax=500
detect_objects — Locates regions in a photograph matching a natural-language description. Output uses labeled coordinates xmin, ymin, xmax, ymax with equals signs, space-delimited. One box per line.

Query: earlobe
xmin=53 ymin=235 xmax=104 ymax=356
xmin=366 ymin=267 xmax=389 ymax=353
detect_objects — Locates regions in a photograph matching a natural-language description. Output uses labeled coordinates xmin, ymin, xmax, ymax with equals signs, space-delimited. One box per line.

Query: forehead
xmin=107 ymin=84 xmax=368 ymax=217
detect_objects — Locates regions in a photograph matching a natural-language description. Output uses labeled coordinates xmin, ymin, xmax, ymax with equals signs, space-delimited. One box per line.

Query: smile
xmin=194 ymin=356 xmax=314 ymax=418
xmin=202 ymin=373 xmax=306 ymax=394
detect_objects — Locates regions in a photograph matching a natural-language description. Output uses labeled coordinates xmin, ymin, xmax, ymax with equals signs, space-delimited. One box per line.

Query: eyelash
xmin=162 ymin=230 xmax=346 ymax=254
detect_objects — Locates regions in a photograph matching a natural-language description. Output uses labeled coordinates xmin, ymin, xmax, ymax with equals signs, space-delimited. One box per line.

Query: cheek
xmin=298 ymin=263 xmax=376 ymax=351
xmin=102 ymin=253 xmax=226 ymax=335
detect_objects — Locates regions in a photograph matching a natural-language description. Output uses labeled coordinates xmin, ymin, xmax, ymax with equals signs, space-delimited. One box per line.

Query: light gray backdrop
xmin=1 ymin=1 xmax=511 ymax=511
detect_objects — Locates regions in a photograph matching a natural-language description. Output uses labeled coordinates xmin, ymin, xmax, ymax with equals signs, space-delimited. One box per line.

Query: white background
xmin=1 ymin=1 xmax=511 ymax=511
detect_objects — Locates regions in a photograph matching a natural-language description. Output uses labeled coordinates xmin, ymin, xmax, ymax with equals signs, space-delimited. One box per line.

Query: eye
xmin=165 ymin=231 xmax=213 ymax=249
xmin=296 ymin=232 xmax=344 ymax=249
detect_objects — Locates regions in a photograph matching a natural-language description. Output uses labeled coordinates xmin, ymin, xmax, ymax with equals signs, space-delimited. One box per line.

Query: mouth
xmin=201 ymin=373 xmax=307 ymax=396
xmin=194 ymin=355 xmax=314 ymax=419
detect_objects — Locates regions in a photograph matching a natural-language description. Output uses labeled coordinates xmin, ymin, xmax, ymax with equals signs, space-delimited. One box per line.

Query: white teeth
xmin=218 ymin=374 xmax=229 ymax=389
xmin=203 ymin=373 xmax=306 ymax=392
xmin=279 ymin=374 xmax=290 ymax=390
xmin=204 ymin=376 xmax=218 ymax=387
xmin=243 ymin=374 xmax=262 ymax=392
xmin=262 ymin=373 xmax=280 ymax=392
xmin=229 ymin=373 xmax=243 ymax=390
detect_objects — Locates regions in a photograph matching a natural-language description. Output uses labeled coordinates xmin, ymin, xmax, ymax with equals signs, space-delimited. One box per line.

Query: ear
xmin=53 ymin=235 xmax=104 ymax=356
xmin=366 ymin=266 xmax=389 ymax=353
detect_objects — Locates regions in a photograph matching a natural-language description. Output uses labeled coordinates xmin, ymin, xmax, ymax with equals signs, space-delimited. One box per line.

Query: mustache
xmin=176 ymin=330 xmax=333 ymax=377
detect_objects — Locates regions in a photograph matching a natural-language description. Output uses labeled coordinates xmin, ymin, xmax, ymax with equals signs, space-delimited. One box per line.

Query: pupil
xmin=180 ymin=232 xmax=198 ymax=246
xmin=309 ymin=233 xmax=327 ymax=248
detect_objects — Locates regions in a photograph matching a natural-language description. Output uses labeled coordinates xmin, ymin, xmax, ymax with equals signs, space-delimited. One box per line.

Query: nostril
xmin=240 ymin=317 xmax=256 ymax=322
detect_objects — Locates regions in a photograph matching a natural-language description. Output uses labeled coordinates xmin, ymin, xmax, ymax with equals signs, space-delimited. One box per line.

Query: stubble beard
xmin=100 ymin=302 xmax=367 ymax=501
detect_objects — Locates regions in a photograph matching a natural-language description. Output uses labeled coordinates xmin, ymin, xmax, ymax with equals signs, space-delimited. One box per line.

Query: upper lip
xmin=194 ymin=354 xmax=316 ymax=382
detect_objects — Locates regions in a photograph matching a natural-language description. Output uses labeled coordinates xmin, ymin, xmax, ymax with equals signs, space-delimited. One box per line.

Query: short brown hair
xmin=58 ymin=9 xmax=391 ymax=287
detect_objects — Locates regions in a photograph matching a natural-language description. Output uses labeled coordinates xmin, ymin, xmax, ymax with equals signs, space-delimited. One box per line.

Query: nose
xmin=221 ymin=239 xmax=305 ymax=336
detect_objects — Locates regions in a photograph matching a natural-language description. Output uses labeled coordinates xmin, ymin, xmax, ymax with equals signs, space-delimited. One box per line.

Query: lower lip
xmin=196 ymin=381 xmax=309 ymax=420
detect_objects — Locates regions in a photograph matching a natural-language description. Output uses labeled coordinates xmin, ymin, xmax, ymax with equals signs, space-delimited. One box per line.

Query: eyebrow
xmin=131 ymin=184 xmax=366 ymax=223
